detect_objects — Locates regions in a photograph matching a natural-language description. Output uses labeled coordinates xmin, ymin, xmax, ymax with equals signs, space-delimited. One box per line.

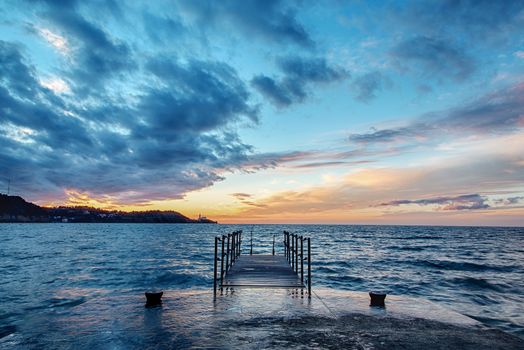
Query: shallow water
xmin=0 ymin=223 xmax=523 ymax=339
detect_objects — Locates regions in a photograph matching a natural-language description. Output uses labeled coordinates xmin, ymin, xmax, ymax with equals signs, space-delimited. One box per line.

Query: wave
xmin=49 ymin=297 xmax=87 ymax=308
xmin=417 ymin=259 xmax=514 ymax=272
xmin=154 ymin=271 xmax=209 ymax=287
xmin=448 ymin=277 xmax=505 ymax=292
xmin=0 ymin=325 xmax=17 ymax=340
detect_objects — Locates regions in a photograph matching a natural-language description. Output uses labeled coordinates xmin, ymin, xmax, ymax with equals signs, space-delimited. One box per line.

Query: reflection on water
xmin=0 ymin=223 xmax=523 ymax=340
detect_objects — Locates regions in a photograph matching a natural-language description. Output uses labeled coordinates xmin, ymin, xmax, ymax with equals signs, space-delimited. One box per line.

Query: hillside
xmin=0 ymin=194 xmax=217 ymax=223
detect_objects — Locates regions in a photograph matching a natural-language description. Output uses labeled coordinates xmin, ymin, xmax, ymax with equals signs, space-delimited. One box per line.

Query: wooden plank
xmin=221 ymin=254 xmax=304 ymax=288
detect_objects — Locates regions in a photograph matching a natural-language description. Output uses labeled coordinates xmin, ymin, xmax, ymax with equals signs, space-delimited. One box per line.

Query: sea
xmin=0 ymin=223 xmax=523 ymax=344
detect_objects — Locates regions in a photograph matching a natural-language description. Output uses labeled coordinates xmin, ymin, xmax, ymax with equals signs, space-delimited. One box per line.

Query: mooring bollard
xmin=369 ymin=291 xmax=386 ymax=307
xmin=145 ymin=291 xmax=163 ymax=307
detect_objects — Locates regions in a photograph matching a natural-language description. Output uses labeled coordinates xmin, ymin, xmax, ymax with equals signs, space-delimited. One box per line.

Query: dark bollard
xmin=145 ymin=291 xmax=163 ymax=307
xmin=369 ymin=291 xmax=386 ymax=307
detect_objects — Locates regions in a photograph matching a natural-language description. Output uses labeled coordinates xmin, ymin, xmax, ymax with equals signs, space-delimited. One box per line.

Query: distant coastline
xmin=0 ymin=194 xmax=217 ymax=224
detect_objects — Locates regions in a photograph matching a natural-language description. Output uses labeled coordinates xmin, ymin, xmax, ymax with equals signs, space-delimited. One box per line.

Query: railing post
xmin=307 ymin=237 xmax=311 ymax=298
xmin=284 ymin=232 xmax=287 ymax=261
xmin=250 ymin=230 xmax=253 ymax=255
xmin=214 ymin=236 xmax=218 ymax=295
xmin=295 ymin=234 xmax=298 ymax=273
xmin=282 ymin=231 xmax=287 ymax=258
xmin=272 ymin=234 xmax=275 ymax=256
xmin=288 ymin=232 xmax=290 ymax=262
xmin=226 ymin=234 xmax=230 ymax=272
xmin=300 ymin=236 xmax=304 ymax=286
xmin=220 ymin=235 xmax=225 ymax=288
xmin=232 ymin=232 xmax=236 ymax=264
xmin=291 ymin=233 xmax=294 ymax=271
xmin=286 ymin=232 xmax=289 ymax=260
xmin=236 ymin=231 xmax=239 ymax=258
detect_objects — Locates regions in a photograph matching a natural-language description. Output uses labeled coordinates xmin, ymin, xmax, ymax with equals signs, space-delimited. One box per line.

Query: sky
xmin=1 ymin=0 xmax=524 ymax=225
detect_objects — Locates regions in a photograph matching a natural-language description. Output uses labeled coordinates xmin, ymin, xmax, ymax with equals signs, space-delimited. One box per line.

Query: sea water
xmin=0 ymin=224 xmax=523 ymax=341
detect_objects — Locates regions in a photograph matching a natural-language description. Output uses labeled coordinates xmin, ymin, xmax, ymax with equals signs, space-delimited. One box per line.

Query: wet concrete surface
xmin=0 ymin=287 xmax=522 ymax=349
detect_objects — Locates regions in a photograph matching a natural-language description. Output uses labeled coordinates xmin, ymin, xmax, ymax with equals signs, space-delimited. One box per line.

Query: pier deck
xmin=214 ymin=231 xmax=310 ymax=293
xmin=222 ymin=254 xmax=304 ymax=288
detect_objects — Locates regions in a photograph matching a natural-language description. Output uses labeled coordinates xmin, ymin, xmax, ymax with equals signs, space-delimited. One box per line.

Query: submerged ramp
xmin=222 ymin=255 xmax=303 ymax=288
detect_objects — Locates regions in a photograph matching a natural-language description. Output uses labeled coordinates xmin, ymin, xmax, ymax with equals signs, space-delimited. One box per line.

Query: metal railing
xmin=213 ymin=230 xmax=242 ymax=295
xmin=283 ymin=231 xmax=311 ymax=297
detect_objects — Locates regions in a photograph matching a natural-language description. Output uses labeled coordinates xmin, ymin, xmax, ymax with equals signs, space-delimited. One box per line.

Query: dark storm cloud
xmin=0 ymin=41 xmax=38 ymax=98
xmin=0 ymin=37 xmax=261 ymax=203
xmin=181 ymin=0 xmax=313 ymax=47
xmin=143 ymin=56 xmax=258 ymax=133
xmin=351 ymin=71 xmax=390 ymax=102
xmin=379 ymin=194 xmax=489 ymax=211
xmin=33 ymin=0 xmax=135 ymax=94
xmin=0 ymin=41 xmax=94 ymax=153
xmin=349 ymin=81 xmax=524 ymax=144
xmin=252 ymin=56 xmax=348 ymax=107
xmin=390 ymin=36 xmax=475 ymax=81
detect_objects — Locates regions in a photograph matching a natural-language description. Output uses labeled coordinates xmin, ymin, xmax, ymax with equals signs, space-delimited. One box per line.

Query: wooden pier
xmin=222 ymin=255 xmax=303 ymax=288
xmin=213 ymin=231 xmax=311 ymax=296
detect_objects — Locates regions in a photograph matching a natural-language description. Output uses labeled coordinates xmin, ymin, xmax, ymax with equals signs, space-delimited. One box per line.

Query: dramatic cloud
xmin=0 ymin=41 xmax=40 ymax=99
xmin=379 ymin=194 xmax=490 ymax=211
xmin=252 ymin=56 xmax=348 ymax=107
xmin=0 ymin=37 xmax=259 ymax=203
xmin=349 ymin=81 xmax=524 ymax=145
xmin=180 ymin=0 xmax=313 ymax=47
xmin=390 ymin=36 xmax=475 ymax=81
